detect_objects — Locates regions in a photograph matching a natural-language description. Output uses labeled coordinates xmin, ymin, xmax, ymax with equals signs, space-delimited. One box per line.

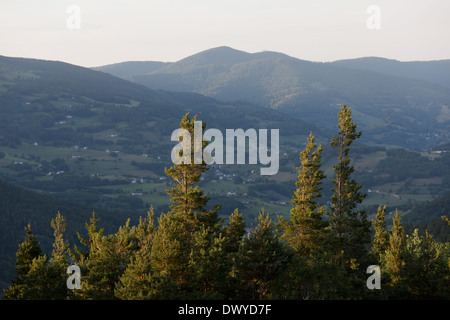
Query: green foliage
xmin=164 ymin=113 xmax=214 ymax=218
xmin=372 ymin=205 xmax=389 ymax=262
xmin=376 ymin=149 xmax=448 ymax=181
xmin=223 ymin=209 xmax=246 ymax=254
xmin=3 ymin=224 xmax=68 ymax=300
xmin=329 ymin=105 xmax=371 ymax=267
xmin=150 ymin=114 xmax=228 ymax=299
xmin=235 ymin=209 xmax=292 ymax=300
xmin=403 ymin=192 xmax=450 ymax=226
xmin=378 ymin=212 xmax=450 ymax=299
xmin=279 ymin=132 xmax=328 ymax=257
xmin=3 ymin=110 xmax=449 ymax=300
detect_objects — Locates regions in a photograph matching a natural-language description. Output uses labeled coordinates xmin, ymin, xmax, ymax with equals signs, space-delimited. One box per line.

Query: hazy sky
xmin=1 ymin=0 xmax=449 ymax=67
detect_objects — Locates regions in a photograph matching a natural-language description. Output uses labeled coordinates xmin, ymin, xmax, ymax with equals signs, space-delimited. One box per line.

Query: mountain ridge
xmin=92 ymin=46 xmax=450 ymax=151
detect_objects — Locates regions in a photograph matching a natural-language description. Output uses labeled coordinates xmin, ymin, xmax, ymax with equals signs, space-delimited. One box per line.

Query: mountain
xmin=97 ymin=47 xmax=450 ymax=151
xmin=331 ymin=57 xmax=450 ymax=88
xmin=0 ymin=53 xmax=318 ymax=187
xmin=0 ymin=53 xmax=325 ymax=217
xmin=0 ymin=55 xmax=166 ymax=102
xmin=93 ymin=61 xmax=170 ymax=80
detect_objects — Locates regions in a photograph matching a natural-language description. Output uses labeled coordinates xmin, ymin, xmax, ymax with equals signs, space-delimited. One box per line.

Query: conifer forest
xmin=4 ymin=107 xmax=449 ymax=300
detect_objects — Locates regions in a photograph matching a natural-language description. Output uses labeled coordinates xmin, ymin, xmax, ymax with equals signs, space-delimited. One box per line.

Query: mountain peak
xmin=177 ymin=46 xmax=252 ymax=67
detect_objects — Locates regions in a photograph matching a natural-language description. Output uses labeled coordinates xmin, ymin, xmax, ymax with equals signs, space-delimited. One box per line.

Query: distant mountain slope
xmin=0 ymin=53 xmax=318 ymax=147
xmin=331 ymin=57 xmax=450 ymax=88
xmin=0 ymin=55 xmax=164 ymax=102
xmin=93 ymin=61 xmax=170 ymax=79
xmin=152 ymin=46 xmax=291 ymax=72
xmin=96 ymin=47 xmax=450 ymax=150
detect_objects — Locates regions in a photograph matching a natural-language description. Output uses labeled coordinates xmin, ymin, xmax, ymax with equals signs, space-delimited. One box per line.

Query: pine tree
xmin=18 ymin=255 xmax=65 ymax=300
xmin=329 ymin=105 xmax=371 ymax=266
xmin=165 ymin=113 xmax=220 ymax=230
xmin=73 ymin=213 xmax=135 ymax=299
xmin=150 ymin=211 xmax=187 ymax=294
xmin=223 ymin=209 xmax=246 ymax=254
xmin=4 ymin=222 xmax=69 ymax=300
xmin=222 ymin=209 xmax=246 ymax=298
xmin=188 ymin=227 xmax=229 ymax=298
xmin=372 ymin=205 xmax=389 ymax=264
xmin=48 ymin=212 xmax=71 ymax=299
xmin=383 ymin=210 xmax=407 ymax=296
xmin=72 ymin=211 xmax=103 ymax=263
xmin=373 ymin=210 xmax=450 ymax=299
xmin=115 ymin=208 xmax=177 ymax=300
xmin=50 ymin=212 xmax=69 ymax=266
xmin=236 ymin=209 xmax=291 ymax=299
xmin=3 ymin=225 xmax=43 ymax=299
xmin=13 ymin=225 xmax=42 ymax=278
xmin=418 ymin=231 xmax=450 ymax=299
xmin=151 ymin=113 xmax=226 ymax=298
xmin=279 ymin=132 xmax=328 ymax=257
xmin=401 ymin=229 xmax=449 ymax=299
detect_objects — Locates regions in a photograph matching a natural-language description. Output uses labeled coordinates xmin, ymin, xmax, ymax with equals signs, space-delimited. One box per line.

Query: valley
xmin=0 ymin=51 xmax=449 ymax=297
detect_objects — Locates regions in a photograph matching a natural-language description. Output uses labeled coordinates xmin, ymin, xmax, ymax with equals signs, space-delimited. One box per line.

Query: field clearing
xmin=411 ymin=177 xmax=442 ymax=186
xmin=364 ymin=193 xmax=407 ymax=207
xmin=270 ymin=170 xmax=296 ymax=183
xmin=354 ymin=151 xmax=387 ymax=171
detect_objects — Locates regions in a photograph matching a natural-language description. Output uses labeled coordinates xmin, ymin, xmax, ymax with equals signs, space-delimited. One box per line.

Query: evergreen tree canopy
xmin=280 ymin=132 xmax=328 ymax=257
xmin=4 ymin=109 xmax=449 ymax=301
xmin=329 ymin=105 xmax=371 ymax=267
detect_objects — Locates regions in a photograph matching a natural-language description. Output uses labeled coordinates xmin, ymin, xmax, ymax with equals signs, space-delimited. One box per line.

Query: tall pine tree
xmin=383 ymin=210 xmax=407 ymax=296
xmin=164 ymin=113 xmax=220 ymax=230
xmin=371 ymin=205 xmax=389 ymax=264
xmin=4 ymin=225 xmax=43 ymax=299
xmin=279 ymin=132 xmax=328 ymax=257
xmin=48 ymin=212 xmax=71 ymax=299
xmin=329 ymin=105 xmax=371 ymax=266
xmin=151 ymin=113 xmax=225 ymax=298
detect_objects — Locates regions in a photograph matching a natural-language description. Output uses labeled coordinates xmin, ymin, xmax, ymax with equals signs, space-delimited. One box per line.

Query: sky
xmin=0 ymin=0 xmax=449 ymax=67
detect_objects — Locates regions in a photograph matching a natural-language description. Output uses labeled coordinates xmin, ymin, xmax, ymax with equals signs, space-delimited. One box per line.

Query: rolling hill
xmin=331 ymin=57 xmax=450 ymax=88
xmin=92 ymin=61 xmax=170 ymax=80
xmin=94 ymin=46 xmax=450 ymax=151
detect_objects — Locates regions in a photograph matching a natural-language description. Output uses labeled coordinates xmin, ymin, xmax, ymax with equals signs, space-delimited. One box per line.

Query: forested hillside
xmin=0 ymin=178 xmax=134 ymax=293
xmin=96 ymin=47 xmax=450 ymax=151
xmin=3 ymin=109 xmax=449 ymax=300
